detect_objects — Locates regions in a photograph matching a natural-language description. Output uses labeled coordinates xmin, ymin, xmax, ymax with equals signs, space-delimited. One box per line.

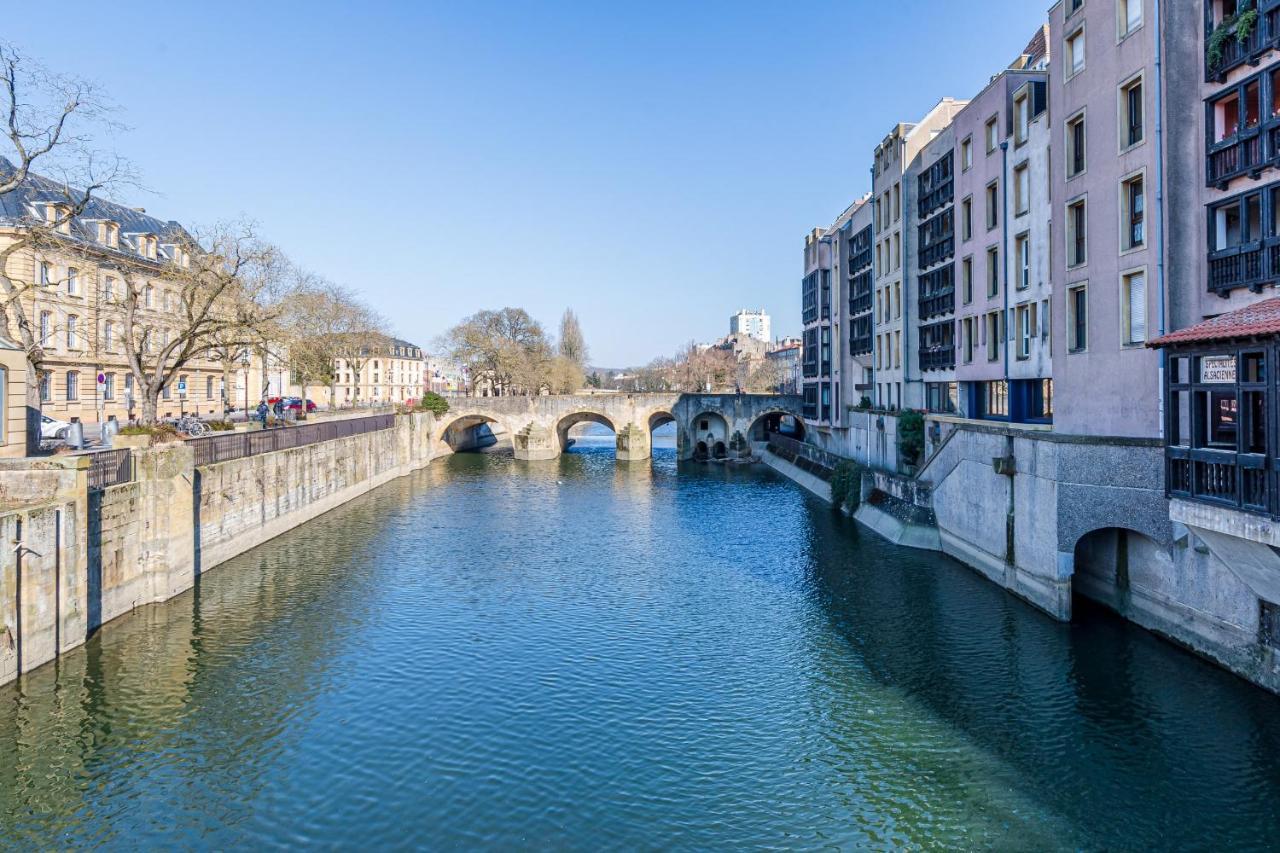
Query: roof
xmin=0 ymin=157 xmax=192 ymax=252
xmin=1021 ymin=24 xmax=1050 ymax=68
xmin=1149 ymin=297 xmax=1280 ymax=347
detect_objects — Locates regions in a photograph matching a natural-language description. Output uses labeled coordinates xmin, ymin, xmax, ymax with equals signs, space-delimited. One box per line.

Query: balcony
xmin=802 ymin=360 xmax=819 ymax=379
xmin=919 ymin=346 xmax=956 ymax=372
xmin=1207 ymin=128 xmax=1264 ymax=186
xmin=849 ymin=290 xmax=872 ymax=316
xmin=850 ymin=315 xmax=872 ymax=356
xmin=918 ymin=236 xmax=955 ymax=271
xmin=919 ymin=288 xmax=955 ymax=320
xmin=1205 ymin=3 xmax=1270 ymax=81
xmin=1208 ymin=241 xmax=1269 ymax=294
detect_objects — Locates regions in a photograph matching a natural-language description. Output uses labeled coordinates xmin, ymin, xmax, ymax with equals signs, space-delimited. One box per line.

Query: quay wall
xmin=766 ymin=417 xmax=1280 ymax=694
xmin=0 ymin=411 xmax=441 ymax=687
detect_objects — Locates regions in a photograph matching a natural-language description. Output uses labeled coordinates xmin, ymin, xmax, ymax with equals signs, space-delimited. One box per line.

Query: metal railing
xmin=88 ymin=448 xmax=134 ymax=491
xmin=187 ymin=413 xmax=396 ymax=467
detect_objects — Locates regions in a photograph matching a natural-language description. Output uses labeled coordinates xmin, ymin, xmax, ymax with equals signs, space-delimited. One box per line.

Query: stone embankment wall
xmin=0 ymin=412 xmax=440 ymax=687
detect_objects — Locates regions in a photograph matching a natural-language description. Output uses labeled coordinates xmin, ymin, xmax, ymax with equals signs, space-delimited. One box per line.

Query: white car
xmin=40 ymin=414 xmax=70 ymax=440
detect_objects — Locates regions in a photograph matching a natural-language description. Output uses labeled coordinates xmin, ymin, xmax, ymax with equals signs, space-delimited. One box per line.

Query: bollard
xmin=103 ymin=416 xmax=120 ymax=448
xmin=66 ymin=419 xmax=84 ymax=450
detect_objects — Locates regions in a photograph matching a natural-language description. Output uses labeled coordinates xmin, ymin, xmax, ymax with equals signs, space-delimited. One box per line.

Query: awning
xmin=1149 ymin=296 xmax=1280 ymax=347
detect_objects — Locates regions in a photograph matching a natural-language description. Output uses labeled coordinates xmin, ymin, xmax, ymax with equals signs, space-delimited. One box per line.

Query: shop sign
xmin=1200 ymin=355 xmax=1237 ymax=384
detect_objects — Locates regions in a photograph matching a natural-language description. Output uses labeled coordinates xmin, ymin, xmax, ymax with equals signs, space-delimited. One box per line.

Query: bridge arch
xmin=747 ymin=410 xmax=806 ymax=443
xmin=555 ymin=410 xmax=618 ymax=453
xmin=690 ymin=411 xmax=730 ymax=460
xmin=436 ymin=413 xmax=511 ymax=454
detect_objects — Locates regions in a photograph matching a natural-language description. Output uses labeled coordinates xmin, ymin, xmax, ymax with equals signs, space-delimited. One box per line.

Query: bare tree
xmin=104 ymin=221 xmax=284 ymax=423
xmin=440 ymin=307 xmax=555 ymax=396
xmin=330 ymin=304 xmax=389 ymax=407
xmin=558 ymin=308 xmax=588 ymax=368
xmin=0 ymin=43 xmax=129 ymax=451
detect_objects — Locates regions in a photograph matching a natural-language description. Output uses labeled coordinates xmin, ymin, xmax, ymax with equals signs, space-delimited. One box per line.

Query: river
xmin=2 ymin=435 xmax=1280 ymax=849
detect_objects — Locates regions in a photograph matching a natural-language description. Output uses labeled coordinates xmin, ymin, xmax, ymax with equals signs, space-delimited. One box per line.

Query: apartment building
xmin=871 ymin=100 xmax=967 ymax=411
xmin=843 ymin=198 xmax=875 ymax=409
xmin=729 ymin=309 xmax=771 ymax=343
xmin=1049 ymin=0 xmax=1160 ymax=437
xmin=954 ymin=33 xmax=1053 ymax=423
xmin=801 ymin=225 xmax=835 ymax=424
xmin=323 ymin=337 xmax=426 ymax=407
xmin=0 ymin=159 xmax=226 ymax=427
xmin=910 ymin=122 xmax=961 ymax=413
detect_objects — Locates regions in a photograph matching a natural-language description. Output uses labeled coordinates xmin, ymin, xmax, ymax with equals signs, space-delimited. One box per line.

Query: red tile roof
xmin=1149 ymin=296 xmax=1280 ymax=347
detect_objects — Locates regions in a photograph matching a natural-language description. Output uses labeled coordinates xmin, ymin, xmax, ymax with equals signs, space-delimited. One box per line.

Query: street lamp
xmin=241 ymin=349 xmax=251 ymax=417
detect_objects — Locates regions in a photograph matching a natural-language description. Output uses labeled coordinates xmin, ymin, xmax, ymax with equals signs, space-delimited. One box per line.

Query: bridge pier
xmin=513 ymin=423 xmax=560 ymax=461
xmin=615 ymin=423 xmax=650 ymax=462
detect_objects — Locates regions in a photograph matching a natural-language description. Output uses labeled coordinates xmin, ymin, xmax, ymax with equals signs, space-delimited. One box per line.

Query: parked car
xmin=40 ymin=414 xmax=70 ymax=440
xmin=267 ymin=397 xmax=317 ymax=413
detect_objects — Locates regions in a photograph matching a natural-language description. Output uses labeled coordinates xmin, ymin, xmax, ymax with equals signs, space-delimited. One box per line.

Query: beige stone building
xmin=320 ymin=337 xmax=425 ymax=408
xmin=0 ymin=160 xmax=226 ymax=428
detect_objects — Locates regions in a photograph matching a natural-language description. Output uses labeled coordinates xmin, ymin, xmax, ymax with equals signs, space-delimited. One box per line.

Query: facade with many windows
xmin=322 ymin=337 xmax=426 ymax=408
xmin=0 ymin=158 xmax=227 ymax=427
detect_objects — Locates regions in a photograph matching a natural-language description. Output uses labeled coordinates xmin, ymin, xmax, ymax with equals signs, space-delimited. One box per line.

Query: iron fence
xmin=88 ymin=448 xmax=134 ymax=491
xmin=187 ymin=413 xmax=396 ymax=467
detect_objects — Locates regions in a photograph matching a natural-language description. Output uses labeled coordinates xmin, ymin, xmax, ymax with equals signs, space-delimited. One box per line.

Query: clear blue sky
xmin=12 ymin=1 xmax=1047 ymax=367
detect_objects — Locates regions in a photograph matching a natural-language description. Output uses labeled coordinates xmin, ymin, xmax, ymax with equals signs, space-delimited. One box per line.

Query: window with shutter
xmin=1125 ymin=271 xmax=1147 ymax=344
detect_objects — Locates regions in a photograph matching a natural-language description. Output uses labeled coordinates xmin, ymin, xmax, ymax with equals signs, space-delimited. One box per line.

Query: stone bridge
xmin=435 ymin=393 xmax=804 ymax=462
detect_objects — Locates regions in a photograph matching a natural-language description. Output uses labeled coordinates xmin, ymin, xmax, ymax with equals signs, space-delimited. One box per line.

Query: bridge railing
xmin=187 ymin=413 xmax=396 ymax=467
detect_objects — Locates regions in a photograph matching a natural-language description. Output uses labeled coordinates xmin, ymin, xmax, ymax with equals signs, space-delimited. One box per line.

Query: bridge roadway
xmin=435 ymin=392 xmax=803 ymax=462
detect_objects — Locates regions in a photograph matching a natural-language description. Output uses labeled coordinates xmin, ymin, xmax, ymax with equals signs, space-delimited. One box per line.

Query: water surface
xmin=2 ymin=440 xmax=1279 ymax=849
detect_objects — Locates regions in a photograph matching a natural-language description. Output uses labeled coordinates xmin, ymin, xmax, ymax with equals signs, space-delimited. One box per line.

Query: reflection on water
xmin=2 ymin=445 xmax=1280 ymax=848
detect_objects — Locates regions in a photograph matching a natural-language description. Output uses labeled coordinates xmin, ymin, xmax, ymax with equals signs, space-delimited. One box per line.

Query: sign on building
xmin=1200 ymin=355 xmax=1237 ymax=384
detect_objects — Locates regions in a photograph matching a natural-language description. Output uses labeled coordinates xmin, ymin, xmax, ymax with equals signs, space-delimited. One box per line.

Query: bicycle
xmin=176 ymin=415 xmax=209 ymax=437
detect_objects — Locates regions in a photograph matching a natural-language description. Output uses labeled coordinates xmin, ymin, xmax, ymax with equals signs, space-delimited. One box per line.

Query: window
xmin=1065 ymin=28 xmax=1085 ymax=78
xmin=1122 ymin=270 xmax=1147 ymax=345
xmin=103 ymin=373 xmax=115 ymax=401
xmin=207 ymin=375 xmax=214 ymax=399
xmin=962 ymin=257 xmax=973 ymax=304
xmin=103 ymin=321 xmax=114 ymax=351
xmin=984 ymin=381 xmax=1009 ymax=418
xmin=162 ymin=381 xmax=171 ymax=400
xmin=67 ymin=267 xmax=79 ymax=296
xmin=39 ymin=261 xmax=50 ymax=286
xmin=66 ymin=314 xmax=78 ymax=350
xmin=1068 ymin=284 xmax=1088 ymax=352
xmin=893 ymin=184 xmax=901 ymax=222
xmin=1122 ymin=174 xmax=1145 ymax=251
xmin=986 ymin=312 xmax=1000 ymax=361
xmin=1120 ymin=76 xmax=1144 ymax=149
xmin=66 ymin=370 xmax=79 ymax=402
xmin=145 ymin=284 xmax=154 ymax=308
xmin=987 ymin=247 xmax=1000 ymax=297
xmin=124 ymin=373 xmax=134 ymax=402
xmin=1211 ymin=190 xmax=1263 ymax=251
xmin=1015 ymin=233 xmax=1030 ymax=290
xmin=986 ymin=181 xmax=999 ymax=230
xmin=39 ymin=372 xmax=50 ymax=402
xmin=1066 ymin=112 xmax=1086 ymax=178
xmin=963 ymin=318 xmax=975 ymax=363
xmin=1067 ymin=198 xmax=1088 ymax=267
xmin=1014 ymin=164 xmax=1029 ymax=215
xmin=985 ymin=116 xmax=999 ymax=153
xmin=39 ymin=310 xmax=51 ymax=346
xmin=1069 ymin=0 xmax=1083 ymax=14
xmin=961 ymin=197 xmax=973 ymax=240
xmin=1017 ymin=304 xmax=1032 ymax=358
xmin=1119 ymin=0 xmax=1142 ymax=37
xmin=961 ymin=136 xmax=973 ymax=170
xmin=1014 ymin=92 xmax=1030 ymax=146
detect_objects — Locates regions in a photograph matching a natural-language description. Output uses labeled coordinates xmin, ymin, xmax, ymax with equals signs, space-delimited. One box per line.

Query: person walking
xmin=257 ymin=399 xmax=269 ymax=429
xmin=272 ymin=398 xmax=284 ymax=424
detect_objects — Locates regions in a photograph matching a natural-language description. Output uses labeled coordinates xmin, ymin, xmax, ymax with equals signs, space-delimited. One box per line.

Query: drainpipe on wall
xmin=1154 ymin=0 xmax=1168 ymax=440
xmin=1000 ymin=140 xmax=1011 ymax=410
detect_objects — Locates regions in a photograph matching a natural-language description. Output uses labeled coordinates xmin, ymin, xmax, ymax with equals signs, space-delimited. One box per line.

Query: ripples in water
xmin=2 ymin=445 xmax=1280 ymax=849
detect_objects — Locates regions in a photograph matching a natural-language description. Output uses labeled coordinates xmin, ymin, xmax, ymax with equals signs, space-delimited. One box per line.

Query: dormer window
xmin=98 ymin=221 xmax=119 ymax=248
xmin=135 ymin=234 xmax=158 ymax=259
xmin=44 ymin=203 xmax=72 ymax=234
